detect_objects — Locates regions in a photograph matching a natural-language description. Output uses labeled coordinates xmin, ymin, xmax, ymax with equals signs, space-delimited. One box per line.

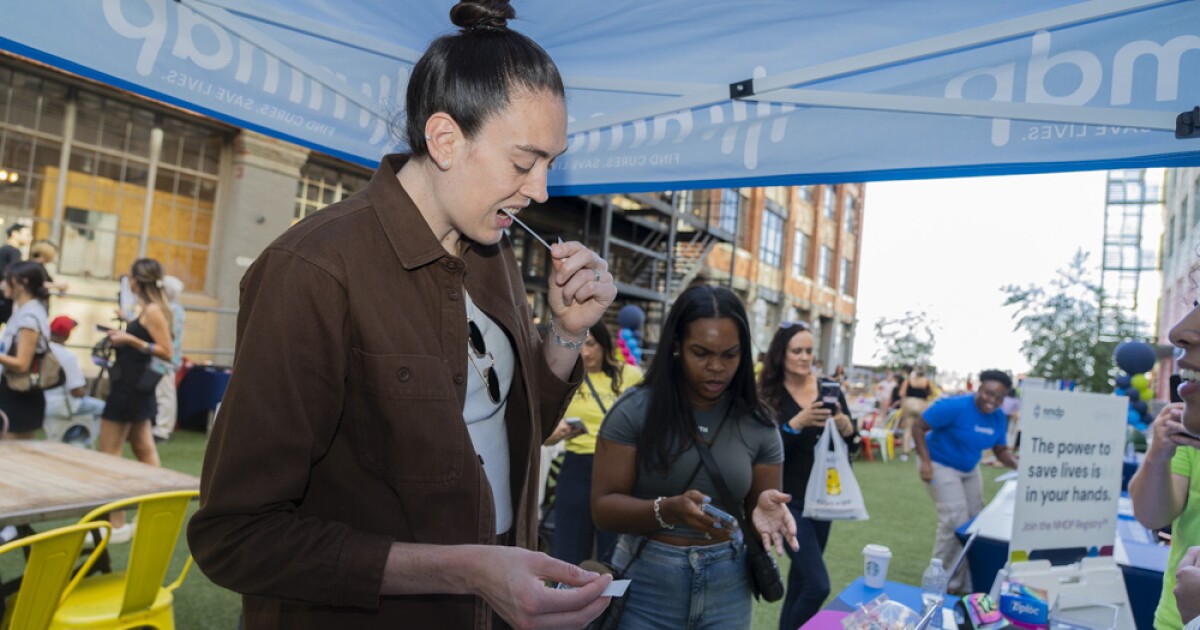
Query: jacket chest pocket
xmin=348 ymin=349 xmax=465 ymax=490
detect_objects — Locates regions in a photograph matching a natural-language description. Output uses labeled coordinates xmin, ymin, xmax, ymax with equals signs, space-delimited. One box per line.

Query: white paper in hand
xmin=602 ymin=580 xmax=630 ymax=597
xmin=555 ymin=578 xmax=631 ymax=598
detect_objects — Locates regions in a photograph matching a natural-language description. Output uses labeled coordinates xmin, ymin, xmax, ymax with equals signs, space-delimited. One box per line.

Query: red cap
xmin=50 ymin=315 xmax=78 ymax=337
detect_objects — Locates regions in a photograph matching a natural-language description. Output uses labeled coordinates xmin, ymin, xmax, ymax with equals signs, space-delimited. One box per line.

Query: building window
xmin=1193 ymin=178 xmax=1200 ymax=228
xmin=819 ymin=245 xmax=834 ymax=287
xmin=719 ymin=188 xmax=752 ymax=248
xmin=1166 ymin=215 xmax=1175 ymax=258
xmin=797 ymin=186 xmax=812 ymax=204
xmin=0 ymin=67 xmax=68 ymax=244
xmin=764 ymin=186 xmax=789 ymax=210
xmin=844 ymin=195 xmax=858 ymax=234
xmin=759 ymin=206 xmax=784 ymax=268
xmin=141 ymin=117 xmax=222 ymax=290
xmin=295 ymin=160 xmax=370 ymax=222
xmin=822 ymin=186 xmax=837 ymax=219
xmin=718 ymin=188 xmax=740 ymax=234
xmin=792 ymin=230 xmax=810 ymax=278
xmin=0 ymin=62 xmax=228 ymax=290
xmin=840 ymin=257 xmax=853 ymax=294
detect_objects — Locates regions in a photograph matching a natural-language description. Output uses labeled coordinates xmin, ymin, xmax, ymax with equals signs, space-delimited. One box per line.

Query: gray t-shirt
xmin=598 ymin=387 xmax=783 ymax=539
xmin=0 ymin=299 xmax=48 ymax=375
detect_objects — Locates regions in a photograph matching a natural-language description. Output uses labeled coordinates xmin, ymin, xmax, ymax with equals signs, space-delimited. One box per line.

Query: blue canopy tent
xmin=3 ymin=0 xmax=1197 ymax=195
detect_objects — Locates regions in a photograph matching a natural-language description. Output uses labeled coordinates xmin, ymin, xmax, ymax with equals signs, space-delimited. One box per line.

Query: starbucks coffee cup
xmin=862 ymin=544 xmax=892 ymax=588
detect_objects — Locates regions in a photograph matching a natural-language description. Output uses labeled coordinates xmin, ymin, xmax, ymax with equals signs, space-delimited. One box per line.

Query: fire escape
xmin=580 ymin=191 xmax=738 ymax=342
xmin=1099 ymin=169 xmax=1162 ymax=341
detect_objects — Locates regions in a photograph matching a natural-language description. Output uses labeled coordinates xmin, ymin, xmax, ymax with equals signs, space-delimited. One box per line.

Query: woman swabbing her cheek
xmin=592 ymin=285 xmax=798 ymax=630
xmin=187 ymin=2 xmax=620 ymax=628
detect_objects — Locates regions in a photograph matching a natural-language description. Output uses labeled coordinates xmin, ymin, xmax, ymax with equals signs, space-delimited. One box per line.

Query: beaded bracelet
xmin=548 ymin=319 xmax=588 ymax=350
xmin=653 ymin=496 xmax=674 ymax=530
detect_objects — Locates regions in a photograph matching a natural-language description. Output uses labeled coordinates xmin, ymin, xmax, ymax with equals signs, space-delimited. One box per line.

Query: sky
xmin=850 ymin=170 xmax=1151 ymax=379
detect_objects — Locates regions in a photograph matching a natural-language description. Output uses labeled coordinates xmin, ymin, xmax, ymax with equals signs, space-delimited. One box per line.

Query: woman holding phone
xmin=592 ymin=285 xmax=797 ymax=630
xmin=544 ymin=322 xmax=641 ymax=566
xmin=758 ymin=321 xmax=856 ymax=630
xmin=98 ymin=258 xmax=174 ymax=542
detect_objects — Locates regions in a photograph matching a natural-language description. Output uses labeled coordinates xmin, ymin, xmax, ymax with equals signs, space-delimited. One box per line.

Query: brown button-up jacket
xmin=187 ymin=155 xmax=580 ymax=629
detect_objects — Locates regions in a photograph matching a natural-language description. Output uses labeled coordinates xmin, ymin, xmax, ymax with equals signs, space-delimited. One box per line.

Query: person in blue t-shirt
xmin=913 ymin=369 xmax=1018 ymax=593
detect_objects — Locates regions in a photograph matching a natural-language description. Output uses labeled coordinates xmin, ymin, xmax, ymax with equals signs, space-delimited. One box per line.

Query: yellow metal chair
xmin=0 ymin=521 xmax=111 ymax=630
xmin=49 ymin=490 xmax=199 ymax=630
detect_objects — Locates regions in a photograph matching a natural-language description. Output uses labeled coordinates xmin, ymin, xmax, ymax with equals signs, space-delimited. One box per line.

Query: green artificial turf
xmin=3 ymin=431 xmax=1005 ymax=629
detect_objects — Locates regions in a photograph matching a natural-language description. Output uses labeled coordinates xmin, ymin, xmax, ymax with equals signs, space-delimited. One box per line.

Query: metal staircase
xmin=582 ymin=191 xmax=735 ymax=347
xmin=1099 ymin=169 xmax=1161 ymax=341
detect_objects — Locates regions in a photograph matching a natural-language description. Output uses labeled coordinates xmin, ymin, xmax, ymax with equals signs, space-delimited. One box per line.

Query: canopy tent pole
xmin=184 ymin=1 xmax=392 ymax=124
xmin=749 ymin=90 xmax=1176 ymax=131
xmin=567 ymin=0 xmax=1181 ymax=136
xmin=188 ymin=0 xmax=422 ymax=65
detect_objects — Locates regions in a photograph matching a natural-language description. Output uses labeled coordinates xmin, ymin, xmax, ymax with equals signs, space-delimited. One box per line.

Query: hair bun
xmin=450 ymin=0 xmax=515 ymax=31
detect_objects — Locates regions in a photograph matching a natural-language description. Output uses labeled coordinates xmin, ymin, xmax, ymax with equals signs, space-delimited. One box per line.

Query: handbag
xmin=4 ymin=326 xmax=63 ymax=393
xmin=802 ymin=421 xmax=869 ymax=521
xmin=135 ymin=367 xmax=163 ymax=393
xmin=584 ymin=536 xmax=649 ymax=630
xmin=692 ymin=433 xmax=785 ymax=602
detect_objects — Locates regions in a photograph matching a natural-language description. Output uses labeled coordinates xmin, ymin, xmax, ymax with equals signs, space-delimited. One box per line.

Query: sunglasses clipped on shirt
xmin=468 ymin=318 xmax=501 ymax=405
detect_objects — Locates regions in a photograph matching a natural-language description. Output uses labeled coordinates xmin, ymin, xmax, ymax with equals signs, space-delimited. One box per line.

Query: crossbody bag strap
xmin=583 ymin=373 xmax=608 ymax=415
xmin=693 ymin=432 xmax=771 ymax=558
xmin=621 ymin=408 xmax=724 ymax=573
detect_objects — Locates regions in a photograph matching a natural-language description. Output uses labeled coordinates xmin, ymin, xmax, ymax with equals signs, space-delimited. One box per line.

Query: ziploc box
xmin=999 ymin=581 xmax=1049 ymax=629
xmin=954 ymin=593 xmax=1009 ymax=629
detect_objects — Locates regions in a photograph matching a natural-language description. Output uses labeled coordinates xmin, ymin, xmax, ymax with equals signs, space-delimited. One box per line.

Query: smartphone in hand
xmin=95 ymin=324 xmax=114 ymax=333
xmin=819 ymin=381 xmax=841 ymax=412
xmin=701 ymin=503 xmax=738 ymax=529
xmin=565 ymin=417 xmax=588 ymax=434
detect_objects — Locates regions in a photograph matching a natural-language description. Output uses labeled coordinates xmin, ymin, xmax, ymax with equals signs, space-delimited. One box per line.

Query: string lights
xmin=0 ymin=169 xmax=18 ymax=184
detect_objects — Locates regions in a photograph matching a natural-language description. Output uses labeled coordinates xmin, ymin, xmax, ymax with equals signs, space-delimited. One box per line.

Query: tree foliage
xmin=1001 ymin=250 xmax=1140 ymax=392
xmin=873 ymin=310 xmax=937 ymax=370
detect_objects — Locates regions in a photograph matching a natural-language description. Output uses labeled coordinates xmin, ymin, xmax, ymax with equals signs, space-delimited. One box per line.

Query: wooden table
xmin=0 ymin=441 xmax=200 ymax=527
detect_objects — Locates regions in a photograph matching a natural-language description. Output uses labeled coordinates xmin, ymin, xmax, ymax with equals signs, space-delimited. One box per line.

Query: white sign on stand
xmin=1010 ymin=389 xmax=1126 ymax=561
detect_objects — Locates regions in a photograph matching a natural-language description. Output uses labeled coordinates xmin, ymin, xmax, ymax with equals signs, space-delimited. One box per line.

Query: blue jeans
xmin=778 ymin=505 xmax=832 ymax=630
xmin=611 ymin=534 xmax=751 ymax=630
xmin=550 ymin=453 xmax=617 ymax=565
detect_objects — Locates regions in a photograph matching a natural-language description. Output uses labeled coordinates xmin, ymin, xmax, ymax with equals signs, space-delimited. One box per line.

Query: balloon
xmin=1114 ymin=387 xmax=1127 ymax=396
xmin=620 ymin=328 xmax=634 ymax=340
xmin=1132 ymin=400 xmax=1148 ymax=415
xmin=1127 ymin=409 xmax=1141 ymax=425
xmin=1115 ymin=375 xmax=1132 ymax=389
xmin=1126 ymin=388 xmax=1141 ymax=402
xmin=1137 ymin=385 xmax=1153 ymax=401
xmin=1114 ymin=341 xmax=1156 ymax=375
xmin=618 ymin=305 xmax=646 ymax=331
xmin=1131 ymin=374 xmax=1149 ymax=390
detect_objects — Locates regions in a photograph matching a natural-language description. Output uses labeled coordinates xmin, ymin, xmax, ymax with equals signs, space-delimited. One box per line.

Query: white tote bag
xmin=802 ymin=421 xmax=869 ymax=521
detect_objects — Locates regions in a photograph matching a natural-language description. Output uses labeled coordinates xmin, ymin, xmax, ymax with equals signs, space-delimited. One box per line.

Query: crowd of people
xmin=5 ymin=2 xmax=1199 ymax=629
xmin=0 ymin=221 xmax=188 ymax=545
xmin=177 ymin=2 xmax=1200 ymax=629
